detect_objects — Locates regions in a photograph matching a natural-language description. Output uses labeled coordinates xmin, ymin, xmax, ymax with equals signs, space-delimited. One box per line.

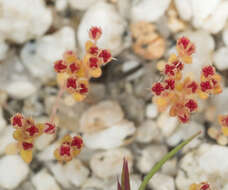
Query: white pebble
xmin=213 ymin=47 xmax=228 ymax=70
xmin=146 ymin=103 xmax=158 ymax=119
xmin=77 ymin=2 xmax=126 ymax=56
xmin=131 ymin=0 xmax=171 ymax=22
xmin=90 ymin=148 xmax=133 ymax=179
xmin=157 ymin=111 xmax=178 ymax=137
xmin=137 ymin=145 xmax=167 ymax=173
xmin=0 ymin=0 xmax=52 ymax=43
xmin=83 ymin=119 xmax=136 ymax=149
xmin=69 ymin=0 xmax=102 ymax=10
xmin=0 ymin=127 xmax=15 ymax=155
xmin=223 ymin=27 xmax=228 ymax=46
xmin=0 ymin=38 xmax=8 ymax=60
xmin=32 ymin=170 xmax=61 ymax=190
xmin=136 ymin=120 xmax=162 ymax=143
xmin=0 ymin=155 xmax=29 ymax=189
xmin=149 ymin=173 xmax=175 ymax=190
xmin=0 ymin=108 xmax=6 ymax=132
xmin=21 ymin=27 xmax=76 ymax=82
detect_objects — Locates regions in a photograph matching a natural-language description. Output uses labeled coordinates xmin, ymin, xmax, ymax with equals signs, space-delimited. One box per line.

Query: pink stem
xmin=49 ymin=84 xmax=65 ymax=124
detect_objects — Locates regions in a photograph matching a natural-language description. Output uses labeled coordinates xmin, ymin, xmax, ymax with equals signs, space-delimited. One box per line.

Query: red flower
xmin=71 ymin=136 xmax=83 ymax=149
xmin=22 ymin=142 xmax=33 ymax=150
xmin=66 ymin=77 xmax=77 ymax=89
xmin=89 ymin=26 xmax=102 ymax=40
xmin=44 ymin=123 xmax=56 ymax=134
xmin=165 ymin=79 xmax=175 ymax=90
xmin=152 ymin=82 xmax=164 ymax=95
xmin=185 ymin=99 xmax=198 ymax=112
xmin=99 ymin=49 xmax=112 ymax=64
xmin=26 ymin=125 xmax=39 ymax=137
xmin=11 ymin=113 xmax=24 ymax=128
xmin=54 ymin=60 xmax=67 ymax=73
xmin=202 ymin=66 xmax=214 ymax=78
xmin=60 ymin=145 xmax=71 ymax=156
xmin=187 ymin=81 xmax=198 ymax=93
xmin=200 ymin=81 xmax=212 ymax=92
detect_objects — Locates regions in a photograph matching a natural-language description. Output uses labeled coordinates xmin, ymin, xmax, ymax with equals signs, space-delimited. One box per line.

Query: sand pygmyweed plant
xmin=10 ymin=113 xmax=56 ymax=163
xmin=152 ymin=37 xmax=222 ymax=123
xmin=7 ymin=26 xmax=112 ymax=164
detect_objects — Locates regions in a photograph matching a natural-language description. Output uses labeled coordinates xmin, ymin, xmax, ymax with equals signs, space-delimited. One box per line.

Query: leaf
xmin=117 ymin=178 xmax=122 ymax=190
xmin=138 ymin=131 xmax=201 ymax=190
xmin=121 ymin=158 xmax=131 ymax=190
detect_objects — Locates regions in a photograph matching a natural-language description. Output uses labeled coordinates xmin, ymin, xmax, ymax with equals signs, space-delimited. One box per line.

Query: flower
xmin=151 ymin=37 xmax=222 ymax=123
xmin=10 ymin=113 xmax=56 ymax=163
xmin=54 ymin=135 xmax=83 ymax=163
xmin=54 ymin=26 xmax=112 ymax=102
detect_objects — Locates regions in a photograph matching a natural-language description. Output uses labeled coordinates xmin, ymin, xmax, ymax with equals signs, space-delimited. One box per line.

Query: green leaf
xmin=138 ymin=131 xmax=201 ymax=190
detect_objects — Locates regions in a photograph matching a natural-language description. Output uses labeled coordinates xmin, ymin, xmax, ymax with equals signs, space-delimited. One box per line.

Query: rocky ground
xmin=1 ymin=0 xmax=228 ymax=190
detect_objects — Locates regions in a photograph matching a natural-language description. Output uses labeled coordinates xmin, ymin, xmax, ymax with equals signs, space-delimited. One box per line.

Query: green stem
xmin=138 ymin=131 xmax=201 ymax=190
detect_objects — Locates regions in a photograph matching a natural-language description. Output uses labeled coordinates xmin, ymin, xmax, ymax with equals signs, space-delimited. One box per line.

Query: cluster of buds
xmin=54 ymin=26 xmax=112 ymax=102
xmin=189 ymin=182 xmax=212 ymax=190
xmin=10 ymin=113 xmax=56 ymax=163
xmin=152 ymin=37 xmax=222 ymax=123
xmin=54 ymin=135 xmax=83 ymax=163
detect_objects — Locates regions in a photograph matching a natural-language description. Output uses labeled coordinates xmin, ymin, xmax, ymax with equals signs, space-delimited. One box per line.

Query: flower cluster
xmin=152 ymin=37 xmax=222 ymax=123
xmin=189 ymin=182 xmax=211 ymax=190
xmin=218 ymin=114 xmax=228 ymax=136
xmin=54 ymin=135 xmax=83 ymax=163
xmin=54 ymin=26 xmax=112 ymax=102
xmin=10 ymin=113 xmax=56 ymax=163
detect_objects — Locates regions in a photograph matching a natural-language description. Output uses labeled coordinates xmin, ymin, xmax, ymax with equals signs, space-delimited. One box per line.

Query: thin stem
xmin=138 ymin=131 xmax=201 ymax=190
xmin=49 ymin=84 xmax=65 ymax=123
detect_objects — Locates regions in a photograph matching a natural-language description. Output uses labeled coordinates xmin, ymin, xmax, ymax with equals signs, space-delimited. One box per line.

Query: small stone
xmin=131 ymin=21 xmax=166 ymax=60
xmin=217 ymin=135 xmax=228 ymax=146
xmin=69 ymin=0 xmax=101 ymax=10
xmin=83 ymin=119 xmax=136 ymax=149
xmin=49 ymin=163 xmax=71 ymax=188
xmin=146 ymin=103 xmax=158 ymax=119
xmin=223 ymin=27 xmax=228 ymax=46
xmin=0 ymin=37 xmax=8 ymax=60
xmin=213 ymin=47 xmax=228 ymax=70
xmin=136 ymin=120 xmax=162 ymax=143
xmin=0 ymin=0 xmax=52 ymax=43
xmin=65 ymin=159 xmax=90 ymax=187
xmin=174 ymin=0 xmax=192 ymax=21
xmin=0 ymin=127 xmax=15 ymax=155
xmin=34 ymin=133 xmax=55 ymax=150
xmin=176 ymin=144 xmax=228 ymax=189
xmin=166 ymin=121 xmax=204 ymax=148
xmin=77 ymin=1 xmax=126 ymax=56
xmin=32 ymin=169 xmax=61 ymax=190
xmin=90 ymin=148 xmax=133 ymax=179
xmin=149 ymin=173 xmax=175 ymax=190
xmin=21 ymin=27 xmax=76 ymax=82
xmin=131 ymin=0 xmax=171 ymax=22
xmin=161 ymin=158 xmax=177 ymax=176
xmin=122 ymin=60 xmax=144 ymax=81
xmin=80 ymin=100 xmax=124 ymax=134
xmin=0 ymin=155 xmax=29 ymax=189
xmin=55 ymin=0 xmax=67 ymax=11
xmin=37 ymin=143 xmax=58 ymax=161
xmin=0 ymin=55 xmax=39 ymax=99
xmin=0 ymin=108 xmax=6 ymax=132
xmin=157 ymin=110 xmax=178 ymax=137
xmin=208 ymin=127 xmax=220 ymax=139
xmin=137 ymin=145 xmax=167 ymax=173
